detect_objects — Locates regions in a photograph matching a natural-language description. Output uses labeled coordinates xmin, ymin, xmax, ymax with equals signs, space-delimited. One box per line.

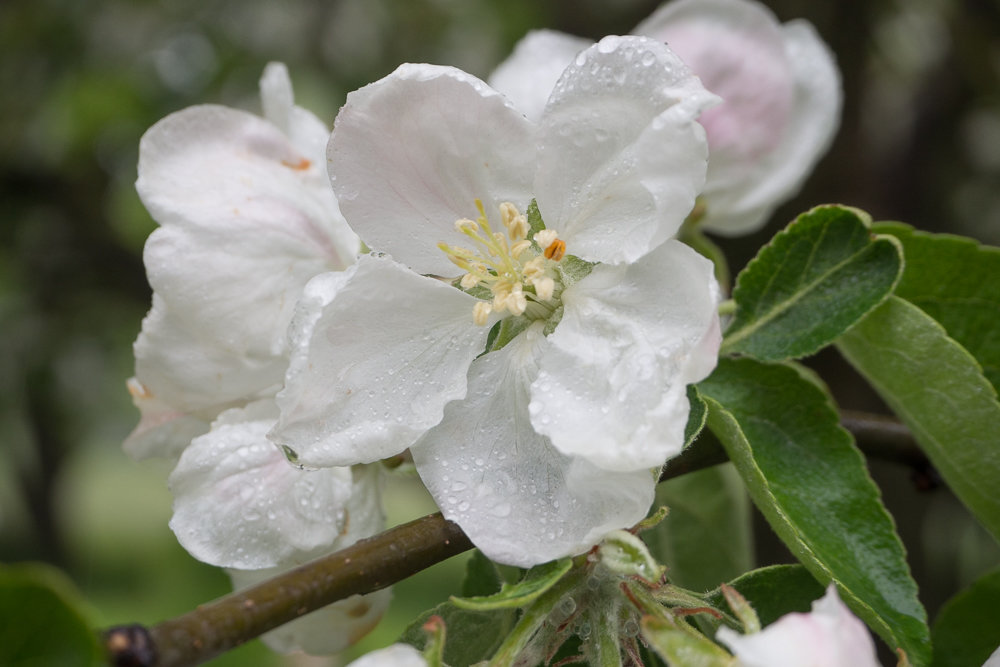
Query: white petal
xmin=635 ymin=0 xmax=840 ymax=235
xmin=122 ymin=376 xmax=210 ymax=461
xmin=228 ymin=567 xmax=392 ymax=656
xmin=328 ymin=63 xmax=535 ymax=276
xmin=411 ymin=323 xmax=656 ymax=567
xmin=168 ymin=400 xmax=360 ymax=569
xmin=487 ymin=30 xmax=593 ymax=123
xmin=530 ymin=241 xmax=720 ymax=471
xmin=534 ymin=36 xmax=716 ymax=265
xmin=136 ymin=102 xmax=358 ymax=405
xmin=716 ymin=585 xmax=881 ymax=667
xmin=346 ymin=644 xmax=428 ymax=667
xmin=260 ymin=62 xmax=295 ymax=137
xmin=133 ymin=294 xmax=283 ymax=414
xmin=270 ymin=255 xmax=491 ymax=467
xmin=984 ymin=645 xmax=1000 ymax=667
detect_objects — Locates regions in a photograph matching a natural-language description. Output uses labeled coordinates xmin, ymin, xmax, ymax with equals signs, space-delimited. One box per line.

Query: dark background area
xmin=2 ymin=0 xmax=998 ymax=663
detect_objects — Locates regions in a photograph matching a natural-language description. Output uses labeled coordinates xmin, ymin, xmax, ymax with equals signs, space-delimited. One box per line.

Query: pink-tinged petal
xmin=635 ymin=0 xmax=840 ymax=235
xmin=133 ymin=294 xmax=283 ymax=414
xmin=716 ymin=585 xmax=882 ymax=667
xmin=346 ymin=644 xmax=428 ymax=667
xmin=270 ymin=255 xmax=491 ymax=467
xmin=121 ymin=377 xmax=210 ymax=462
xmin=411 ymin=323 xmax=656 ymax=567
xmin=487 ymin=30 xmax=593 ymax=123
xmin=530 ymin=241 xmax=720 ymax=471
xmin=168 ymin=400 xmax=361 ymax=569
xmin=328 ymin=63 xmax=535 ymax=276
xmin=534 ymin=36 xmax=716 ymax=265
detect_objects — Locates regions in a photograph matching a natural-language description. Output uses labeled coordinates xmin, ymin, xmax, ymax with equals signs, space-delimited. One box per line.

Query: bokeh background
xmin=2 ymin=0 xmax=999 ymax=664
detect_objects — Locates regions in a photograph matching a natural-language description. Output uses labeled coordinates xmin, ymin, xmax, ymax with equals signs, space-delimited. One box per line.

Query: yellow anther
xmin=533 ymin=276 xmax=555 ymax=301
xmin=455 ymin=218 xmax=479 ymax=234
xmin=473 ymin=301 xmax=493 ymax=326
xmin=460 ymin=272 xmax=480 ymax=289
xmin=510 ymin=239 xmax=532 ymax=259
xmin=544 ymin=239 xmax=566 ymax=261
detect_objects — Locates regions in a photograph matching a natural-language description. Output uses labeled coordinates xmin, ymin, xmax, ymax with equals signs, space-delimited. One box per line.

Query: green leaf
xmin=704 ymin=565 xmax=826 ymax=628
xmin=398 ymin=601 xmax=514 ymax=667
xmin=646 ymin=464 xmax=752 ymax=593
xmin=699 ymin=357 xmax=931 ymax=665
xmin=930 ymin=566 xmax=1000 ymax=667
xmin=526 ymin=198 xmax=546 ymax=238
xmin=873 ymin=223 xmax=1000 ymax=394
xmin=450 ymin=558 xmax=572 ymax=611
xmin=837 ymin=296 xmax=1000 ymax=543
xmin=721 ymin=205 xmax=902 ymax=360
xmin=0 ymin=563 xmax=103 ymax=667
xmin=461 ymin=549 xmax=504 ymax=598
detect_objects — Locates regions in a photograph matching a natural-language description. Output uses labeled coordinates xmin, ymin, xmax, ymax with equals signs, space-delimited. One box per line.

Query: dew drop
xmin=641 ymin=51 xmax=657 ymax=67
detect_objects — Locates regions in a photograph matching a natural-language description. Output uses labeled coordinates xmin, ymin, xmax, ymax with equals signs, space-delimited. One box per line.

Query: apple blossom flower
xmin=127 ymin=63 xmax=385 ymax=654
xmin=126 ymin=61 xmax=358 ymax=461
xmin=488 ymin=0 xmax=841 ymax=236
xmin=985 ymin=645 xmax=1000 ymax=667
xmin=716 ymin=584 xmax=882 ymax=667
xmin=269 ymin=36 xmax=722 ymax=567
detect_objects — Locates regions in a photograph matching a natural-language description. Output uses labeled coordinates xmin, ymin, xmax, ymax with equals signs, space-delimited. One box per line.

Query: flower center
xmin=438 ymin=200 xmax=566 ymax=326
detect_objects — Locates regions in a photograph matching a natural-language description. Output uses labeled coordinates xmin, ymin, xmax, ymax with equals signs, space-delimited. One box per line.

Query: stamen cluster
xmin=439 ymin=200 xmax=565 ymax=325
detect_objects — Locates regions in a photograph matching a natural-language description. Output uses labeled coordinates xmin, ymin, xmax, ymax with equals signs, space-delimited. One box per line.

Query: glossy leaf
xmin=721 ymin=205 xmax=901 ymax=360
xmin=874 ymin=223 xmax=1000 ymax=394
xmin=450 ymin=558 xmax=572 ymax=610
xmin=930 ymin=567 xmax=1000 ymax=667
xmin=684 ymin=385 xmax=708 ymax=448
xmin=699 ymin=357 xmax=930 ymax=665
xmin=0 ymin=563 xmax=103 ymax=667
xmin=704 ymin=564 xmax=825 ymax=628
xmin=837 ymin=296 xmax=1000 ymax=542
xmin=646 ymin=464 xmax=752 ymax=593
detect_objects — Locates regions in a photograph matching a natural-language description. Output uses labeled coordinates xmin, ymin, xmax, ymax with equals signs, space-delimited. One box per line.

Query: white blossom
xmin=126 ymin=62 xmax=358 ymax=461
xmin=345 ymin=644 xmax=428 ymax=667
xmin=270 ymin=37 xmax=721 ymax=567
xmin=489 ymin=0 xmax=841 ymax=236
xmin=716 ymin=584 xmax=883 ymax=667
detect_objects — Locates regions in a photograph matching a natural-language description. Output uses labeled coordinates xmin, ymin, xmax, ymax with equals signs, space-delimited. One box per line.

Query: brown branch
xmin=103 ymin=411 xmax=926 ymax=666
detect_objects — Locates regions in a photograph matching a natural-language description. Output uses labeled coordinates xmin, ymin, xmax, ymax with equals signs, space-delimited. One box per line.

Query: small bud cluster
xmin=439 ymin=200 xmax=566 ymax=325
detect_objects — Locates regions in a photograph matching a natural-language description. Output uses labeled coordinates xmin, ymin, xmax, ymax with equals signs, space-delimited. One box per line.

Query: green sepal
xmin=640 ymin=614 xmax=735 ymax=667
xmin=683 ymin=385 xmax=708 ymax=448
xmin=526 ymin=198 xmax=546 ymax=238
xmin=837 ymin=296 xmax=1000 ymax=543
xmin=421 ymin=615 xmax=447 ymax=667
xmin=718 ymin=585 xmax=760 ymax=634
xmin=598 ymin=530 xmax=664 ymax=581
xmin=721 ymin=205 xmax=902 ymax=361
xmin=699 ymin=357 xmax=931 ymax=665
xmin=558 ymin=254 xmax=596 ymax=288
xmin=451 ymin=558 xmax=573 ymax=611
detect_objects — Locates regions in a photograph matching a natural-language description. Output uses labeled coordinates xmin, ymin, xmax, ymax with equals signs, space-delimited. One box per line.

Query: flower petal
xmin=487 ymin=29 xmax=593 ymax=123
xmin=122 ymin=376 xmax=210 ymax=461
xmin=136 ymin=99 xmax=358 ymax=413
xmin=715 ymin=585 xmax=881 ymax=667
xmin=328 ymin=63 xmax=535 ymax=276
xmin=411 ymin=323 xmax=656 ymax=567
xmin=530 ymin=241 xmax=720 ymax=471
xmin=534 ymin=36 xmax=716 ymax=265
xmin=635 ymin=0 xmax=840 ymax=235
xmin=168 ymin=399 xmax=362 ymax=569
xmin=133 ymin=294 xmax=282 ymax=414
xmin=270 ymin=254 xmax=491 ymax=467
xmin=260 ymin=62 xmax=338 ymax=177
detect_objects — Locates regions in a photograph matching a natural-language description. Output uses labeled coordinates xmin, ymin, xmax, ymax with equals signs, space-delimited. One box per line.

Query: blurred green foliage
xmin=1 ymin=0 xmax=998 ymax=664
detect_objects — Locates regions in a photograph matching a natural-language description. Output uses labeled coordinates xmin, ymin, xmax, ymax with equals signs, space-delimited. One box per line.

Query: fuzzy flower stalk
xmin=269 ymin=36 xmax=722 ymax=567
